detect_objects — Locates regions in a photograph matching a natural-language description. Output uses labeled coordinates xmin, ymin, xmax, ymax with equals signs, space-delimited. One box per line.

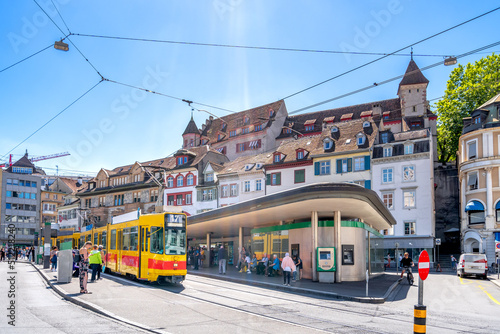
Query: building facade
xmin=459 ymin=93 xmax=500 ymax=263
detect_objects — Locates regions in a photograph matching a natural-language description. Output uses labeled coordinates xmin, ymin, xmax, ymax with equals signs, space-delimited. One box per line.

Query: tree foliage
xmin=435 ymin=53 xmax=500 ymax=163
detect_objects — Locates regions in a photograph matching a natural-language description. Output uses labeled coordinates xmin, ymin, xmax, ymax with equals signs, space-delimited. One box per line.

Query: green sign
xmin=60 ymin=241 xmax=72 ymax=250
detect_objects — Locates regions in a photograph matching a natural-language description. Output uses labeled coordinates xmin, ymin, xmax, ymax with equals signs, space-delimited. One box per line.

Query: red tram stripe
xmin=148 ymin=259 xmax=187 ymax=270
xmin=121 ymin=255 xmax=139 ymax=268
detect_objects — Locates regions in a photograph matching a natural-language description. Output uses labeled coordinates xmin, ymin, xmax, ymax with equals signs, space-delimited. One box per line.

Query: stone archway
xmin=463 ymin=230 xmax=481 ymax=253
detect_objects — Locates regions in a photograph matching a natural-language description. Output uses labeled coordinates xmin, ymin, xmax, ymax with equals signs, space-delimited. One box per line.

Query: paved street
xmin=3 ymin=262 xmax=499 ymax=333
xmin=0 ymin=262 xmax=151 ymax=334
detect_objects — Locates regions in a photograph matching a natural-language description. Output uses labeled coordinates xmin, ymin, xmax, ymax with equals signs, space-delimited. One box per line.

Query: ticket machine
xmin=316 ymin=247 xmax=336 ymax=283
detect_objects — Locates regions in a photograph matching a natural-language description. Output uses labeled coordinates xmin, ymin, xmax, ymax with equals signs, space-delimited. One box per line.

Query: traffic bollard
xmin=413 ymin=305 xmax=426 ymax=334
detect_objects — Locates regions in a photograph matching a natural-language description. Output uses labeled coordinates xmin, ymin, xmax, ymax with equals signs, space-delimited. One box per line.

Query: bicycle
xmin=402 ymin=266 xmax=414 ymax=285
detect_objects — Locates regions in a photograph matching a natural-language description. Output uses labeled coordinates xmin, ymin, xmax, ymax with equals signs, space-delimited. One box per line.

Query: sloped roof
xmin=59 ymin=177 xmax=88 ymax=193
xmin=183 ymin=116 xmax=200 ymax=135
xmin=200 ymin=100 xmax=284 ymax=143
xmin=317 ymin=118 xmax=379 ymax=155
xmin=393 ymin=129 xmax=429 ymax=141
xmin=399 ymin=59 xmax=429 ymax=88
xmin=11 ymin=153 xmax=35 ymax=168
xmin=278 ymin=98 xmax=399 ymax=139
xmin=219 ymin=153 xmax=272 ymax=175
xmin=478 ymin=92 xmax=500 ymax=109
xmin=272 ymin=135 xmax=323 ymax=164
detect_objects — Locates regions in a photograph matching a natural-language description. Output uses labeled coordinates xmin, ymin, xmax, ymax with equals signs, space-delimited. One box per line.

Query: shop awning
xmin=495 ymin=202 xmax=500 ymax=210
xmin=465 ymin=200 xmax=484 ymax=212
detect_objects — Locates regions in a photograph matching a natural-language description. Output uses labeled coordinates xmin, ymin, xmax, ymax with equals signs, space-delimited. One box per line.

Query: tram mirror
xmin=316 ymin=247 xmax=336 ymax=272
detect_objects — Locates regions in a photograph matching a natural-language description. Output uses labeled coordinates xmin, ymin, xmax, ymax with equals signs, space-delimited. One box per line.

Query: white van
xmin=456 ymin=253 xmax=488 ymax=279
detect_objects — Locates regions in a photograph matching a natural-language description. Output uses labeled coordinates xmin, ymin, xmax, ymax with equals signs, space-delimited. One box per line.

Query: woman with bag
xmin=79 ymin=241 xmax=93 ymax=294
xmin=50 ymin=246 xmax=58 ymax=272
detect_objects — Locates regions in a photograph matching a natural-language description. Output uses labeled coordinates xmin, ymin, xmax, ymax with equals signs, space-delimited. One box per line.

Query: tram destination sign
xmin=165 ymin=214 xmax=186 ymax=227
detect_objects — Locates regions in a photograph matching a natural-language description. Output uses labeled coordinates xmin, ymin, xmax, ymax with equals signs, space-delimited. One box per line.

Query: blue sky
xmin=1 ymin=1 xmax=498 ymax=176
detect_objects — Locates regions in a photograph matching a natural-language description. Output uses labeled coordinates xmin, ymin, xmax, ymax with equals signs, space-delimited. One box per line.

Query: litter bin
xmin=37 ymin=254 xmax=43 ymax=265
xmin=57 ymin=249 xmax=73 ymax=283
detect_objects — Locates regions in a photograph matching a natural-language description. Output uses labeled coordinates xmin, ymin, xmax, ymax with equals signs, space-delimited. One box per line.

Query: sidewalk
xmin=188 ymin=264 xmax=401 ymax=303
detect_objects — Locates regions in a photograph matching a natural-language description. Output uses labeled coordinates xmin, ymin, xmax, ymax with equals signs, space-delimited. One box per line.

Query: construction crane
xmin=0 ymin=151 xmax=70 ymax=168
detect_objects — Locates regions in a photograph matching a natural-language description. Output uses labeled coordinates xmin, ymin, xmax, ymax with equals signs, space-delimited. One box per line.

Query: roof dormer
xmin=296 ymin=148 xmax=308 ymax=160
xmin=273 ymin=152 xmax=284 ymax=163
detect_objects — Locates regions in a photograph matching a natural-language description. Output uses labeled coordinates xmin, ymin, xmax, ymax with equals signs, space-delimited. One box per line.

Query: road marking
xmin=478 ymin=285 xmax=500 ymax=306
xmin=459 ymin=277 xmax=474 ymax=285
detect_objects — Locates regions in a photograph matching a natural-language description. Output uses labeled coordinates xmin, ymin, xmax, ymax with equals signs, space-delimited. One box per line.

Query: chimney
xmin=201 ymin=124 xmax=206 ymax=131
xmin=372 ymin=104 xmax=382 ymax=116
xmin=209 ymin=116 xmax=214 ymax=121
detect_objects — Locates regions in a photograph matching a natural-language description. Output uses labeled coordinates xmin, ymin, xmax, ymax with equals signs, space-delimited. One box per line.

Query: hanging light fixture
xmin=444 ymin=56 xmax=457 ymax=66
xmin=54 ymin=40 xmax=69 ymax=51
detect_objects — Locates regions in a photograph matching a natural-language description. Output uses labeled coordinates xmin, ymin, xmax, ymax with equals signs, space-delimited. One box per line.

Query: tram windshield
xmin=164 ymin=214 xmax=186 ymax=255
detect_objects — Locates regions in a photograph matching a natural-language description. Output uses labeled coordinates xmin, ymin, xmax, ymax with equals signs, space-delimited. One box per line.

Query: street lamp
xmin=54 ymin=40 xmax=69 ymax=51
xmin=444 ymin=56 xmax=457 ymax=66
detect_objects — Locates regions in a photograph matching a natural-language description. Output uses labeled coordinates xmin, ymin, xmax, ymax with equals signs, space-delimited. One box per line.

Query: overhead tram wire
xmin=103 ymin=78 xmax=236 ymax=114
xmin=0 ymin=44 xmax=53 ymax=73
xmin=70 ymin=33 xmax=449 ymax=58
xmin=280 ymin=6 xmax=500 ymax=101
xmin=33 ymin=0 xmax=104 ymax=79
xmin=0 ymin=80 xmax=103 ymax=160
xmin=288 ymin=39 xmax=500 ymax=115
xmin=50 ymin=0 xmax=71 ymax=34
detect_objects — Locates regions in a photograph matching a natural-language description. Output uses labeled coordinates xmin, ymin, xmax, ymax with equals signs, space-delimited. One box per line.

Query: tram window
xmin=94 ymin=233 xmax=98 ymax=246
xmin=86 ymin=234 xmax=91 ymax=242
xmin=272 ymin=239 xmax=281 ymax=253
xmin=141 ymin=228 xmax=145 ymax=252
xmin=110 ymin=230 xmax=116 ymax=250
xmin=252 ymin=239 xmax=264 ymax=252
xmin=101 ymin=231 xmax=107 ymax=249
xmin=130 ymin=227 xmax=138 ymax=251
xmin=165 ymin=228 xmax=186 ymax=255
xmin=122 ymin=227 xmax=131 ymax=250
xmin=80 ymin=237 xmax=84 ymax=248
xmin=150 ymin=226 xmax=164 ymax=254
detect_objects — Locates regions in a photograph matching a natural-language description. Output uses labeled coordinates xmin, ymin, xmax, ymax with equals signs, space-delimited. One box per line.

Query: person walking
xmin=281 ymin=253 xmax=296 ymax=286
xmin=218 ymin=245 xmax=227 ymax=274
xmin=194 ymin=248 xmax=200 ymax=270
xmin=236 ymin=246 xmax=246 ymax=270
xmin=451 ymin=255 xmax=457 ymax=270
xmin=89 ymin=245 xmax=102 ymax=283
xmin=50 ymin=246 xmax=58 ymax=272
xmin=0 ymin=248 xmax=5 ymax=261
xmin=79 ymin=241 xmax=92 ymax=294
xmin=98 ymin=245 xmax=105 ymax=279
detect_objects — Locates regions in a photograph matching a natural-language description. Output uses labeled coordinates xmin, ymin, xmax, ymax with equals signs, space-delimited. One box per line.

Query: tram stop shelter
xmin=187 ymin=183 xmax=396 ymax=283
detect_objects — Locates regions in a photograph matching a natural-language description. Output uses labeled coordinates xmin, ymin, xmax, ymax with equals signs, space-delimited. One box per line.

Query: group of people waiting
xmin=187 ymin=246 xmax=207 ymax=270
xmin=74 ymin=242 xmax=104 ymax=294
xmin=0 ymin=246 xmax=36 ymax=262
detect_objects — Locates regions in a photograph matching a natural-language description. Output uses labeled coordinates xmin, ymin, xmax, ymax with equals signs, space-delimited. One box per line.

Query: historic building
xmin=458 ymin=93 xmax=500 ymax=263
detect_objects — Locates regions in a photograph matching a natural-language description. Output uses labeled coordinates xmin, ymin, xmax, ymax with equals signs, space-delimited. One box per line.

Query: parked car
xmin=456 ymin=253 xmax=488 ymax=279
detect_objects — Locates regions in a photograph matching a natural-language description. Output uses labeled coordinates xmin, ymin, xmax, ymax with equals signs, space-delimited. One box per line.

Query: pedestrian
xmin=0 ymin=248 xmax=5 ymax=261
xmin=79 ymin=241 xmax=92 ymax=294
xmin=386 ymin=253 xmax=391 ymax=271
xmin=294 ymin=254 xmax=302 ymax=280
xmin=89 ymin=245 xmax=102 ymax=283
xmin=72 ymin=246 xmax=80 ymax=277
xmin=200 ymin=247 xmax=205 ymax=267
xmin=50 ymin=246 xmax=58 ymax=272
xmin=98 ymin=245 xmax=105 ymax=279
xmin=281 ymin=253 xmax=296 ymax=286
xmin=245 ymin=253 xmax=252 ymax=274
xmin=268 ymin=254 xmax=280 ymax=277
xmin=218 ymin=245 xmax=227 ymax=274
xmin=30 ymin=246 xmax=35 ymax=262
xmin=194 ymin=248 xmax=200 ymax=270
xmin=21 ymin=248 xmax=26 ymax=260
xmin=236 ymin=246 xmax=246 ymax=270
xmin=451 ymin=255 xmax=457 ymax=270
xmin=399 ymin=254 xmax=403 ymax=269
xmin=250 ymin=253 xmax=258 ymax=272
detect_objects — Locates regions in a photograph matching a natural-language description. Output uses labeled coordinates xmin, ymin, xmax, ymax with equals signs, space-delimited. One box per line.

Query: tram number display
xmin=165 ymin=214 xmax=186 ymax=227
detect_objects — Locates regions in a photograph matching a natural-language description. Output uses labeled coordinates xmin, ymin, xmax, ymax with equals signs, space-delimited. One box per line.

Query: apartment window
xmin=255 ymin=179 xmax=262 ymax=191
xmin=185 ymin=193 xmax=192 ymax=205
xmin=404 ymin=221 xmax=416 ymax=235
xmin=467 ymin=141 xmax=477 ymax=159
xmin=150 ymin=190 xmax=158 ymax=202
xmin=13 ymin=180 xmax=19 ymax=185
xmin=380 ymin=132 xmax=389 ymax=144
xmin=229 ymin=130 xmax=236 ymax=137
xmin=468 ymin=172 xmax=478 ymax=191
xmin=383 ymin=146 xmax=393 ymax=157
xmin=473 ymin=116 xmax=481 ymax=124
xmin=85 ymin=198 xmax=91 ymax=208
xmin=45 ymin=193 xmax=49 ymax=199
xmin=206 ymin=173 xmax=214 ymax=182
xmin=176 ymin=194 xmax=183 ymax=205
xmin=297 ymin=151 xmax=304 ymax=160
xmin=357 ymin=134 xmax=366 ymax=146
xmin=382 ymin=192 xmax=394 ymax=210
xmin=354 ymin=157 xmax=365 ymax=171
xmin=404 ymin=143 xmax=414 ymax=155
xmin=274 ymin=154 xmax=281 ymax=163
xmin=187 ymin=174 xmax=194 ymax=186
xmin=323 ymin=139 xmax=332 ymax=151
xmin=221 ymin=185 xmax=229 ymax=198
xmin=6 ymin=179 xmax=12 ymax=185
xmin=167 ymin=195 xmax=174 ymax=206
xmin=305 ymin=125 xmax=314 ymax=132
xmin=403 ymin=190 xmax=416 ymax=209
xmin=25 ymin=181 xmax=31 ymax=187
xmin=208 ymin=189 xmax=215 ymax=200
xmin=167 ymin=176 xmax=174 ymax=188
xmin=294 ymin=169 xmax=305 ymax=183
xmin=237 ymin=143 xmax=245 ymax=152
xmin=230 ymin=184 xmax=237 ymax=197
xmin=114 ymin=194 xmax=124 ymax=206
xmin=283 ymin=128 xmax=292 ymax=134
xmin=382 ymin=168 xmax=393 ymax=183
xmin=255 ymin=124 xmax=262 ymax=131
xmin=133 ymin=192 xmax=141 ymax=203
xmin=403 ymin=166 xmax=415 ymax=182
xmin=319 ymin=161 xmax=331 ymax=175
xmin=244 ymin=181 xmax=251 ymax=192
xmin=271 ymin=173 xmax=281 ymax=186
xmin=241 ymin=127 xmax=249 ymax=134
xmin=177 ymin=175 xmax=184 ymax=187
xmin=99 ymin=197 xmax=105 ymax=207
xmin=31 ymin=193 xmax=36 ymax=200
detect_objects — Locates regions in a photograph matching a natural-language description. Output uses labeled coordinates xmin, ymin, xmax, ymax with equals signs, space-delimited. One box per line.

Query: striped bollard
xmin=413 ymin=305 xmax=426 ymax=334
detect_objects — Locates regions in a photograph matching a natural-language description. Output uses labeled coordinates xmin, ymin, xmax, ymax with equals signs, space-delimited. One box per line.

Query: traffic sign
xmin=435 ymin=238 xmax=441 ymax=246
xmin=418 ymin=250 xmax=430 ymax=281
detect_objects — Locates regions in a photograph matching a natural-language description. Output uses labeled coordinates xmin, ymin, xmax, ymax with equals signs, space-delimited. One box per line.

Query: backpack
xmin=74 ymin=253 xmax=81 ymax=263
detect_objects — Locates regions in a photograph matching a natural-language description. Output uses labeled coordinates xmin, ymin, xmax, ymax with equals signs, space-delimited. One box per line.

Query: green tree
xmin=435 ymin=53 xmax=500 ymax=163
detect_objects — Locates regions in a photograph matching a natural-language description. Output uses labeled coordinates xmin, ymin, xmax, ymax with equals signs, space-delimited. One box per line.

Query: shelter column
xmin=485 ymin=167 xmax=494 ymax=229
xmin=205 ymin=233 xmax=211 ymax=268
xmin=333 ymin=211 xmax=342 ymax=283
xmin=238 ymin=226 xmax=243 ymax=264
xmin=311 ymin=211 xmax=318 ymax=282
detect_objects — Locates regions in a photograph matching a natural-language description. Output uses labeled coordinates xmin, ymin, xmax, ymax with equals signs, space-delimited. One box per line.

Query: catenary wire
xmin=70 ymin=32 xmax=451 ymax=58
xmin=288 ymin=40 xmax=500 ymax=115
xmin=50 ymin=0 xmax=71 ymax=33
xmin=1 ymin=80 xmax=103 ymax=160
xmin=280 ymin=6 xmax=500 ymax=101
xmin=0 ymin=44 xmax=52 ymax=73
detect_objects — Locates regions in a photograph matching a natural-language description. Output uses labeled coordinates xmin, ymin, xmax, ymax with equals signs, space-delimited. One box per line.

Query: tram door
xmin=139 ymin=227 xmax=149 ymax=279
xmin=117 ymin=229 xmax=123 ymax=273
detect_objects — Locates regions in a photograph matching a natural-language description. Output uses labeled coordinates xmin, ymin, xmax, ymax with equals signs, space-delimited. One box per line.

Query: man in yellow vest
xmin=89 ymin=245 xmax=103 ymax=283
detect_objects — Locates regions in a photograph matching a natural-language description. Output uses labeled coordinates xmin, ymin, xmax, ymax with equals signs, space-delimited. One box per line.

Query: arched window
xmin=187 ymin=174 xmax=194 ymax=186
xmin=495 ymin=201 xmax=500 ymax=222
xmin=465 ymin=200 xmax=485 ymax=225
xmin=167 ymin=176 xmax=174 ymax=188
xmin=177 ymin=175 xmax=184 ymax=187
